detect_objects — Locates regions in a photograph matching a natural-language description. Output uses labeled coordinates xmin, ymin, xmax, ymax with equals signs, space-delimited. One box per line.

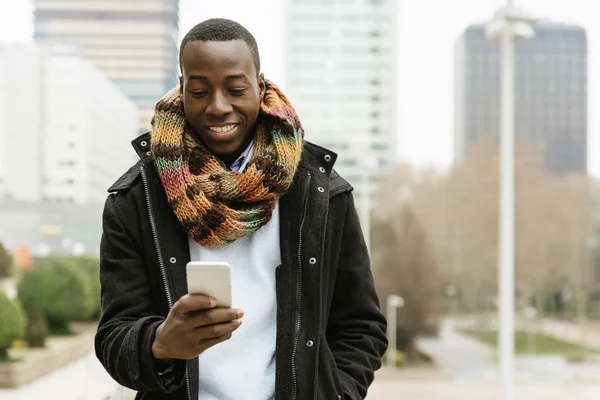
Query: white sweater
xmin=188 ymin=143 xmax=279 ymax=400
xmin=187 ymin=205 xmax=280 ymax=400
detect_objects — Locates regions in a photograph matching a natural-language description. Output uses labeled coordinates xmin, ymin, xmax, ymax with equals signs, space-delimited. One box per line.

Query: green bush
xmin=0 ymin=242 xmax=12 ymax=278
xmin=17 ymin=260 xmax=94 ymax=334
xmin=0 ymin=293 xmax=25 ymax=361
xmin=24 ymin=305 xmax=49 ymax=348
xmin=71 ymin=257 xmax=101 ymax=320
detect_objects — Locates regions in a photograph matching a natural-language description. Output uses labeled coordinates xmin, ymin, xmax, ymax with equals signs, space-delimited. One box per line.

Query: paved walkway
xmin=418 ymin=322 xmax=498 ymax=381
xmin=419 ymin=320 xmax=600 ymax=382
xmin=0 ymin=352 xmax=126 ymax=400
xmin=367 ymin=380 xmax=600 ymax=400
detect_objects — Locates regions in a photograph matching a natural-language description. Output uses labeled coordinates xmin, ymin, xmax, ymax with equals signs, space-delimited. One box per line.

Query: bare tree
xmin=375 ymin=137 xmax=594 ymax=316
xmin=371 ymin=197 xmax=444 ymax=353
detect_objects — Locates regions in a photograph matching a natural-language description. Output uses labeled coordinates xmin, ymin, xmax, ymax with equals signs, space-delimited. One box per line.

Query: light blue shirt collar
xmin=229 ymin=140 xmax=255 ymax=172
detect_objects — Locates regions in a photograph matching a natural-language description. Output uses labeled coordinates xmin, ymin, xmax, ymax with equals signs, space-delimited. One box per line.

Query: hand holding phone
xmin=151 ymin=262 xmax=241 ymax=361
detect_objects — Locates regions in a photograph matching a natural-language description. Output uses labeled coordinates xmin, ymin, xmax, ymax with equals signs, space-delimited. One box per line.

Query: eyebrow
xmin=188 ymin=73 xmax=247 ymax=81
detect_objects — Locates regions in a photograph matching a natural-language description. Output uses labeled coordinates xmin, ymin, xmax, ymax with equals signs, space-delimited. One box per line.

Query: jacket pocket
xmin=317 ymin=341 xmax=343 ymax=400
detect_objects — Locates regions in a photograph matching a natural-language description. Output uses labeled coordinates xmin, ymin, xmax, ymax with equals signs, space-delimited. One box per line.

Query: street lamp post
xmin=386 ymin=294 xmax=405 ymax=368
xmin=486 ymin=1 xmax=535 ymax=399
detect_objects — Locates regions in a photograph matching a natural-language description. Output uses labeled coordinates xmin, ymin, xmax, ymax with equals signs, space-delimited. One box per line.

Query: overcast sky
xmin=1 ymin=0 xmax=598 ymax=176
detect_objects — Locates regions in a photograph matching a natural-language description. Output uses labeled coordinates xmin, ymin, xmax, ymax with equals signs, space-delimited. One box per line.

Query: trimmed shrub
xmin=24 ymin=305 xmax=50 ymax=347
xmin=71 ymin=257 xmax=101 ymax=320
xmin=0 ymin=293 xmax=25 ymax=361
xmin=18 ymin=260 xmax=93 ymax=334
xmin=0 ymin=242 xmax=12 ymax=278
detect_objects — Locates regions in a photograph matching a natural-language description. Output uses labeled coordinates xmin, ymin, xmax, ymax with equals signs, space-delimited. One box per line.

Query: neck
xmin=216 ymin=134 xmax=255 ymax=168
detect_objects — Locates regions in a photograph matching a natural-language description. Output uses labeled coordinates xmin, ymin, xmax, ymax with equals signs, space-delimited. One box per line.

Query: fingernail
xmin=237 ymin=309 xmax=244 ymax=318
xmin=209 ymin=298 xmax=217 ymax=307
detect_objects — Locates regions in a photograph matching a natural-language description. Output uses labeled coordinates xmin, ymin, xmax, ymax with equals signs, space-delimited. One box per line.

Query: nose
xmin=206 ymin=90 xmax=233 ymax=118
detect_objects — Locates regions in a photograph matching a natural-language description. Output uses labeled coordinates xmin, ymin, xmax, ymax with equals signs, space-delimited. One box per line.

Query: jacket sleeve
xmin=95 ymin=193 xmax=186 ymax=393
xmin=326 ymin=192 xmax=388 ymax=400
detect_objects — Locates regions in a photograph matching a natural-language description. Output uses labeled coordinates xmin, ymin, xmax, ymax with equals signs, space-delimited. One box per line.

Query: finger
xmin=173 ymin=294 xmax=216 ymax=314
xmin=196 ymin=332 xmax=234 ymax=353
xmin=190 ymin=308 xmax=244 ymax=328
xmin=194 ymin=319 xmax=242 ymax=340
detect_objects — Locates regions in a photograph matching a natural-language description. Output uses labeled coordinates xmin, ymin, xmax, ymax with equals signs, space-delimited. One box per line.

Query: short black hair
xmin=179 ymin=18 xmax=261 ymax=75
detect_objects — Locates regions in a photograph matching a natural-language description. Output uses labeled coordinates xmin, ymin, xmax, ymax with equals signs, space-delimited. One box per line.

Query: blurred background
xmin=0 ymin=0 xmax=599 ymax=399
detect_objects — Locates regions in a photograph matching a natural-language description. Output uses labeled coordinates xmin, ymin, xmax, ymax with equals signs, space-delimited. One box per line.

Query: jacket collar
xmin=297 ymin=141 xmax=337 ymax=177
xmin=132 ymin=132 xmax=152 ymax=164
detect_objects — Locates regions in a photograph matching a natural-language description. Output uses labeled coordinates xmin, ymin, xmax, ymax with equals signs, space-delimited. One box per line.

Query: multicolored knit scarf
xmin=150 ymin=80 xmax=304 ymax=247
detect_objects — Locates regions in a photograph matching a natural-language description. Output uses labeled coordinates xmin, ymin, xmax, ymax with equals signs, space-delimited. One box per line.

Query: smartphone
xmin=186 ymin=261 xmax=232 ymax=308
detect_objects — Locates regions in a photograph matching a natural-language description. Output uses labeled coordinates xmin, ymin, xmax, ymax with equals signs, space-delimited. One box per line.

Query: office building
xmin=34 ymin=0 xmax=180 ymax=132
xmin=285 ymin=0 xmax=398 ymax=206
xmin=454 ymin=22 xmax=587 ymax=174
xmin=0 ymin=44 xmax=138 ymax=203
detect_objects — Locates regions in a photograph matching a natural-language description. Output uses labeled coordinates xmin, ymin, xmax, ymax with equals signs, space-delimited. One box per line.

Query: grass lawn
xmin=460 ymin=329 xmax=596 ymax=360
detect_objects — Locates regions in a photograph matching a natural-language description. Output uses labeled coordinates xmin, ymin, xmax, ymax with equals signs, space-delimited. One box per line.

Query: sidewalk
xmin=367 ymin=380 xmax=600 ymax=400
xmin=417 ymin=321 xmax=498 ymax=380
xmin=0 ymin=351 xmax=127 ymax=400
xmin=419 ymin=320 xmax=600 ymax=382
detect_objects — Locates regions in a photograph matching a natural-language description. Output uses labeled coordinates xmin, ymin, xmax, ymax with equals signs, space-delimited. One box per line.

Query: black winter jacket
xmin=95 ymin=133 xmax=388 ymax=400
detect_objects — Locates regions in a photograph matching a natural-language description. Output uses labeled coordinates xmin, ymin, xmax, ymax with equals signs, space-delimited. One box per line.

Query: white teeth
xmin=209 ymin=125 xmax=237 ymax=133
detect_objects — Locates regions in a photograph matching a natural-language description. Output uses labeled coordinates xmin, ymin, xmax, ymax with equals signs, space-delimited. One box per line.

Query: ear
xmin=258 ymin=73 xmax=266 ymax=100
xmin=179 ymin=76 xmax=183 ymax=95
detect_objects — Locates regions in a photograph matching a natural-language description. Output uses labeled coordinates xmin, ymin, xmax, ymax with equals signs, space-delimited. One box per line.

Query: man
xmin=95 ymin=18 xmax=387 ymax=400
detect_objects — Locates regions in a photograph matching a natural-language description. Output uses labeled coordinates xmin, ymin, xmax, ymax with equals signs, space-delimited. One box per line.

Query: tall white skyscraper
xmin=0 ymin=44 xmax=138 ymax=203
xmin=34 ymin=0 xmax=180 ymax=132
xmin=285 ymin=0 xmax=397 ymax=208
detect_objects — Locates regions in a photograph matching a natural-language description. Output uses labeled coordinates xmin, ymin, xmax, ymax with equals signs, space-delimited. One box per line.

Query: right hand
xmin=152 ymin=294 xmax=243 ymax=361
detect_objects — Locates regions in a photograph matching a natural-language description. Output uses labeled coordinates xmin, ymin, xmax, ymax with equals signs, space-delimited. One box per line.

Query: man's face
xmin=179 ymin=40 xmax=265 ymax=159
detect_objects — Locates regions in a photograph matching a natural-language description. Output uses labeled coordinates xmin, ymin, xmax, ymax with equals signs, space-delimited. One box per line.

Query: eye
xmin=229 ymin=88 xmax=247 ymax=96
xmin=190 ymin=91 xmax=207 ymax=98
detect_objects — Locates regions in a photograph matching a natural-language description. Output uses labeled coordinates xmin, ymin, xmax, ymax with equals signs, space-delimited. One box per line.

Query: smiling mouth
xmin=208 ymin=124 xmax=239 ymax=134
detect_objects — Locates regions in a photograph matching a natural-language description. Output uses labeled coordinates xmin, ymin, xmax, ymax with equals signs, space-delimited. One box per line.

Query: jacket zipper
xmin=141 ymin=166 xmax=193 ymax=400
xmin=291 ymin=172 xmax=312 ymax=400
